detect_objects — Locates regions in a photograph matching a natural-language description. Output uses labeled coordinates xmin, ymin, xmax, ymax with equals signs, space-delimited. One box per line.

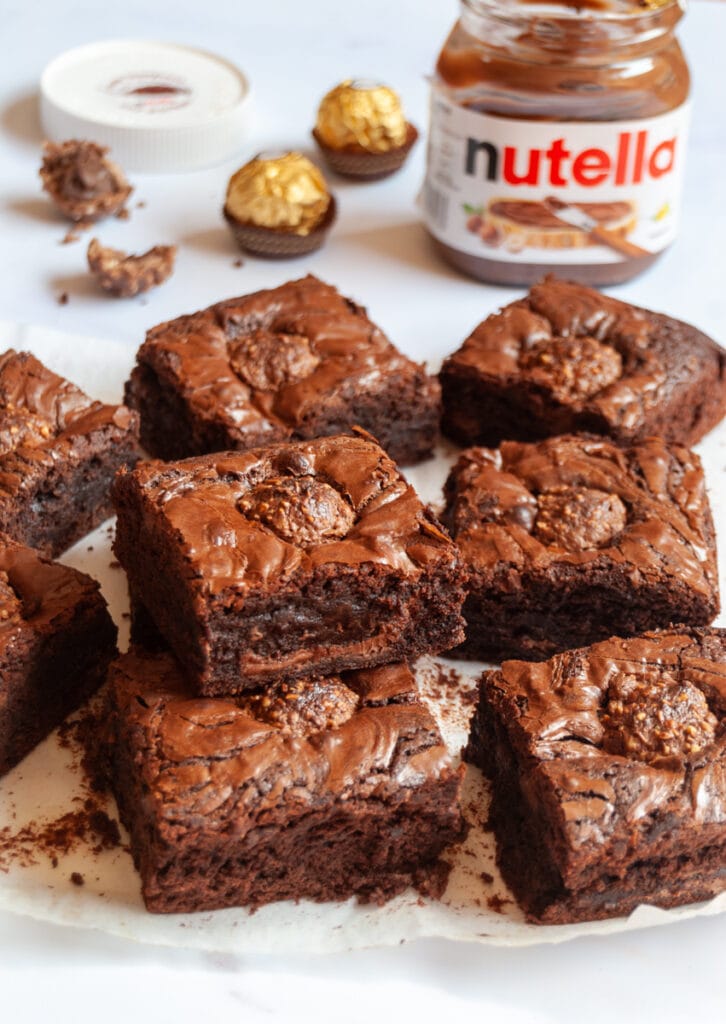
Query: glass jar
xmin=421 ymin=0 xmax=691 ymax=286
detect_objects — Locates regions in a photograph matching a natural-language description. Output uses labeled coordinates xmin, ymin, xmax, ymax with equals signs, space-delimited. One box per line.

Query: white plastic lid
xmin=40 ymin=40 xmax=253 ymax=173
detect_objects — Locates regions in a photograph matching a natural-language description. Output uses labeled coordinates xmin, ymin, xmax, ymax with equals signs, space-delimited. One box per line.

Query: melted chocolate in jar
xmin=430 ymin=0 xmax=690 ymax=285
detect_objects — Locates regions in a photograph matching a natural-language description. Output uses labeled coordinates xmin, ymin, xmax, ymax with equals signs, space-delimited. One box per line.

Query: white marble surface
xmin=1 ymin=0 xmax=726 ymax=1019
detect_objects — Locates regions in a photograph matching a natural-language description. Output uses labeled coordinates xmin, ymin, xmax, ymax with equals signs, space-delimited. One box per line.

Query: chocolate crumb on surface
xmin=70 ymin=871 xmax=84 ymax=886
xmin=57 ymin=292 xmax=69 ymax=305
xmin=87 ymin=238 xmax=176 ymax=298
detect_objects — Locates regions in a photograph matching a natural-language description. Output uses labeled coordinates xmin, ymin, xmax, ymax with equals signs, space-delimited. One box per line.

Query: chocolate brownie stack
xmin=439 ymin=277 xmax=726 ymax=922
xmin=107 ymin=429 xmax=467 ymax=913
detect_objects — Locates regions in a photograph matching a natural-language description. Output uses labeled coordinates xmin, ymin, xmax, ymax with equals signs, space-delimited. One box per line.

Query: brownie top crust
xmin=479 ymin=628 xmax=726 ymax=884
xmin=444 ymin=434 xmax=718 ymax=600
xmin=132 ymin=274 xmax=432 ymax=441
xmin=0 ymin=531 xmax=108 ymax=644
xmin=442 ymin=277 xmax=726 ymax=435
xmin=113 ymin=433 xmax=458 ymax=595
xmin=110 ymin=650 xmax=454 ymax=830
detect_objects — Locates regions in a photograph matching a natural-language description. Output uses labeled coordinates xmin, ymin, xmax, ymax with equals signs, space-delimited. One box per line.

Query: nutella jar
xmin=422 ymin=0 xmax=691 ymax=286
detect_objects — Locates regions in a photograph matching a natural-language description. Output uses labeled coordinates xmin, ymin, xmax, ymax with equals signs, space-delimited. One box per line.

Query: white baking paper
xmin=0 ymin=320 xmax=724 ymax=954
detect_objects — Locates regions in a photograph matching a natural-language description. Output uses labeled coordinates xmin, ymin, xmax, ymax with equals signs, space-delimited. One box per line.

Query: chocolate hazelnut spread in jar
xmin=421 ymin=0 xmax=691 ymax=286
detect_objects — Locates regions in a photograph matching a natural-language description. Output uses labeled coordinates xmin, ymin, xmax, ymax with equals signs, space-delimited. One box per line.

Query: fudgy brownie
xmin=0 ymin=350 xmax=140 ymax=557
xmin=443 ymin=434 xmax=719 ymax=662
xmin=0 ymin=533 xmax=117 ymax=777
xmin=466 ymin=628 xmax=726 ymax=924
xmin=440 ymin=277 xmax=726 ymax=448
xmin=106 ymin=648 xmax=465 ymax=913
xmin=112 ymin=433 xmax=466 ymax=695
xmin=124 ymin=274 xmax=440 ymax=466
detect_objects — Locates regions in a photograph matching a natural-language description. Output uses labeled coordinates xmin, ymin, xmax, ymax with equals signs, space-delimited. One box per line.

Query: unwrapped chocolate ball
xmin=223 ymin=152 xmax=336 ymax=258
xmin=313 ymin=80 xmax=418 ymax=180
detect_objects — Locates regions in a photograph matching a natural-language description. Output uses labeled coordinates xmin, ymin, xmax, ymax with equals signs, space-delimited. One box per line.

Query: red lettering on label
xmin=503 ymin=146 xmax=541 ymax=185
xmin=546 ymin=139 xmax=570 ymax=186
xmin=572 ymin=148 xmax=611 ymax=186
xmin=633 ymin=130 xmax=647 ymax=185
xmin=649 ymin=138 xmax=676 ymax=178
xmin=615 ymin=132 xmax=630 ymax=186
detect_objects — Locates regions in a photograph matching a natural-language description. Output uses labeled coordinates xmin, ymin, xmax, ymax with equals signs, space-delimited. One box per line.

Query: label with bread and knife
xmin=422 ymin=94 xmax=690 ymax=267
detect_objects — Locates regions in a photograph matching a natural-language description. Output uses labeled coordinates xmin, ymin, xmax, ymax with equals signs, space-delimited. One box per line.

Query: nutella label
xmin=422 ymin=92 xmax=690 ymax=265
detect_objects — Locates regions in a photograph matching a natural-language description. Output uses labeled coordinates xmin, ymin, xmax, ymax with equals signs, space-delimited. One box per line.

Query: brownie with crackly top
xmin=0 ymin=350 xmax=140 ymax=557
xmin=440 ymin=277 xmax=726 ymax=448
xmin=466 ymin=628 xmax=726 ymax=924
xmin=112 ymin=433 xmax=466 ymax=695
xmin=106 ymin=647 xmax=464 ymax=913
xmin=125 ymin=274 xmax=440 ymax=466
xmin=0 ymin=533 xmax=117 ymax=776
xmin=443 ymin=434 xmax=719 ymax=662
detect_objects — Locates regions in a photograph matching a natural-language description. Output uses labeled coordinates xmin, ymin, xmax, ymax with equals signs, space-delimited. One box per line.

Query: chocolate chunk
xmin=601 ymin=671 xmax=717 ymax=763
xmin=519 ymin=336 xmax=622 ymax=403
xmin=229 ymin=329 xmax=320 ymax=391
xmin=87 ymin=238 xmax=176 ymax=298
xmin=242 ymin=676 xmax=359 ymax=735
xmin=238 ymin=475 xmax=355 ymax=545
xmin=40 ymin=140 xmax=132 ymax=223
xmin=534 ymin=486 xmax=627 ymax=551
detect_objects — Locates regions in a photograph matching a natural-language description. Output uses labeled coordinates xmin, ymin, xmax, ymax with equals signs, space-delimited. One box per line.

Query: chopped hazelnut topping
xmin=601 ymin=671 xmax=717 ymax=763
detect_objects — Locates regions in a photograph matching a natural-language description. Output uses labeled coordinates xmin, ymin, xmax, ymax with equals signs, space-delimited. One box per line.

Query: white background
xmin=1 ymin=0 xmax=726 ymax=1020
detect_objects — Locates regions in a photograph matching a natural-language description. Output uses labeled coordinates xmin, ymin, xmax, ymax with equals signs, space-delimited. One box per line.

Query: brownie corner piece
xmin=0 ymin=533 xmax=117 ymax=777
xmin=112 ymin=433 xmax=466 ymax=695
xmin=440 ymin=277 xmax=726 ymax=448
xmin=0 ymin=348 xmax=140 ymax=557
xmin=107 ymin=648 xmax=465 ymax=913
xmin=443 ymin=433 xmax=719 ymax=662
xmin=125 ymin=274 xmax=440 ymax=466
xmin=466 ymin=627 xmax=726 ymax=924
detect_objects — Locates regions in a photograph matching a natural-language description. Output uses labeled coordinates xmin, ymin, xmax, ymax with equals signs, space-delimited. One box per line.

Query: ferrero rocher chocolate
xmin=312 ymin=80 xmax=418 ymax=180
xmin=316 ymin=80 xmax=407 ymax=153
xmin=225 ymin=153 xmax=330 ymax=236
xmin=223 ymin=152 xmax=336 ymax=259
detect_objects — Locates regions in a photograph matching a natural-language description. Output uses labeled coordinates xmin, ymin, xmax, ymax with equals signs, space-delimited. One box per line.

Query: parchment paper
xmin=0 ymin=320 xmax=724 ymax=954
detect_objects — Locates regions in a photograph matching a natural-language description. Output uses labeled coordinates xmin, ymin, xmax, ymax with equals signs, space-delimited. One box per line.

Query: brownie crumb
xmin=480 ymin=871 xmax=494 ymax=885
xmin=57 ymin=292 xmax=69 ymax=305
xmin=232 ymin=258 xmax=244 ymax=267
xmin=115 ymin=207 xmax=130 ymax=221
xmin=70 ymin=871 xmax=84 ymax=886
xmin=487 ymin=894 xmax=513 ymax=914
xmin=109 ymin=560 xmax=121 ymax=570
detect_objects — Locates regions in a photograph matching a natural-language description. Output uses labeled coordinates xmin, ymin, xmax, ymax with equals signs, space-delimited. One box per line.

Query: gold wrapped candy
xmin=315 ymin=80 xmax=408 ymax=154
xmin=225 ymin=153 xmax=331 ymax=237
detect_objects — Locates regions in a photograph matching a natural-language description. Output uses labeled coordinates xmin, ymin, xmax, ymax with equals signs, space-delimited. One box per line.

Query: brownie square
xmin=443 ymin=434 xmax=719 ymax=662
xmin=106 ymin=647 xmax=464 ymax=913
xmin=0 ymin=533 xmax=117 ymax=776
xmin=125 ymin=274 xmax=440 ymax=466
xmin=112 ymin=433 xmax=466 ymax=695
xmin=440 ymin=277 xmax=726 ymax=449
xmin=466 ymin=628 xmax=726 ymax=924
xmin=0 ymin=350 xmax=140 ymax=558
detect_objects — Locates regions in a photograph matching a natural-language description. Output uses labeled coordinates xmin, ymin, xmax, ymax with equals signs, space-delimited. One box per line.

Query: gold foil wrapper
xmin=315 ymin=80 xmax=408 ymax=154
xmin=225 ymin=153 xmax=331 ymax=236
